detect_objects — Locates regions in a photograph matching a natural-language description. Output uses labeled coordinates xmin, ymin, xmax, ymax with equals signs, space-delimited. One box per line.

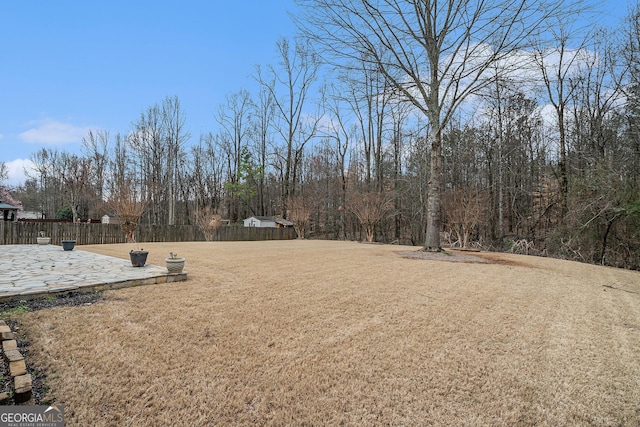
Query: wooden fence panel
xmin=214 ymin=226 xmax=296 ymax=241
xmin=0 ymin=222 xmax=296 ymax=245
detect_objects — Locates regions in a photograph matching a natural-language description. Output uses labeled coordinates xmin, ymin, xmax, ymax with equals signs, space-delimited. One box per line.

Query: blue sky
xmin=0 ymin=1 xmax=632 ymax=186
xmin=0 ymin=1 xmax=299 ymax=184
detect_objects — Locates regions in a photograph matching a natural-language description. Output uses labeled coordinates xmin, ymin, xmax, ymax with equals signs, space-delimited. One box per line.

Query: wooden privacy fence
xmin=0 ymin=221 xmax=296 ymax=245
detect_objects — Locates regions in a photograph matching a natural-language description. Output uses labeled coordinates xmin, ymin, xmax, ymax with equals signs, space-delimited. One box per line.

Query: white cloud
xmin=18 ymin=119 xmax=93 ymax=145
xmin=3 ymin=159 xmax=35 ymax=187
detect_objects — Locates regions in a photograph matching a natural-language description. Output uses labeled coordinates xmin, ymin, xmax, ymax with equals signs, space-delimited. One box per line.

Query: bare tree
xmin=479 ymin=76 xmax=543 ymax=243
xmin=216 ymin=90 xmax=253 ymax=222
xmin=58 ymin=152 xmax=93 ymax=223
xmin=532 ymin=21 xmax=593 ymax=218
xmin=162 ymin=96 xmax=190 ymax=225
xmin=125 ymin=96 xmax=189 ymax=226
xmin=250 ymin=84 xmax=276 ymax=216
xmin=287 ymin=195 xmax=313 ymax=239
xmin=103 ymin=133 xmax=147 ymax=243
xmin=442 ymin=186 xmax=488 ymax=249
xmin=389 ymin=99 xmax=412 ymax=242
xmin=568 ymin=31 xmax=623 ymax=170
xmin=129 ymin=103 xmax=166 ymax=225
xmin=341 ymin=60 xmax=391 ymax=190
xmin=623 ymin=5 xmax=640 ymax=188
xmin=347 ymin=188 xmax=394 ymax=242
xmin=193 ymin=206 xmax=224 ymax=241
xmin=188 ymin=134 xmax=224 ymax=214
xmin=322 ymin=83 xmax=356 ymax=238
xmin=82 ymin=130 xmax=110 ymax=217
xmin=297 ymin=0 xmax=579 ymax=250
xmin=28 ymin=148 xmax=64 ymax=218
xmin=256 ymin=38 xmax=321 ymax=218
xmin=106 ymin=177 xmax=147 ymax=244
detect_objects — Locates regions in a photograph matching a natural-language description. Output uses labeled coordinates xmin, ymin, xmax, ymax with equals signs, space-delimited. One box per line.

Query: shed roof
xmin=251 ymin=216 xmax=276 ymax=221
xmin=0 ymin=201 xmax=18 ymax=210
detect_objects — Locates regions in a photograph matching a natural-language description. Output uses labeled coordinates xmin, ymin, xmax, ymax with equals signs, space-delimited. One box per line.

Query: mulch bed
xmin=397 ymin=249 xmax=490 ymax=263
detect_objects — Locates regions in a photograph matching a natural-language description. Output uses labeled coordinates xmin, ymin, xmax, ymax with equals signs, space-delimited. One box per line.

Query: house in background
xmin=243 ymin=216 xmax=277 ymax=228
xmin=18 ymin=210 xmax=43 ymax=220
xmin=243 ymin=216 xmax=294 ymax=228
xmin=101 ymin=215 xmax=121 ymax=225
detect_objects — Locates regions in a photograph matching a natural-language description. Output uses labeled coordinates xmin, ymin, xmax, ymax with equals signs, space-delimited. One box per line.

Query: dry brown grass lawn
xmin=16 ymin=240 xmax=640 ymax=426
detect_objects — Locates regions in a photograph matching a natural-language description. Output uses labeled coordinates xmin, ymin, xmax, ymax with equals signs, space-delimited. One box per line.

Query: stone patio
xmin=0 ymin=245 xmax=187 ymax=303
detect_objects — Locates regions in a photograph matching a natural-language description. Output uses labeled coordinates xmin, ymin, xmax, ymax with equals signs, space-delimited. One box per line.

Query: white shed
xmin=101 ymin=215 xmax=121 ymax=225
xmin=243 ymin=216 xmax=277 ymax=228
xmin=18 ymin=210 xmax=42 ymax=220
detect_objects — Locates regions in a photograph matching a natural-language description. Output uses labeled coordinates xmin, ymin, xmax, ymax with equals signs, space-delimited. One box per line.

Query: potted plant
xmin=61 ymin=239 xmax=76 ymax=251
xmin=165 ymin=252 xmax=185 ymax=273
xmin=130 ymin=248 xmax=149 ymax=267
xmin=37 ymin=231 xmax=50 ymax=245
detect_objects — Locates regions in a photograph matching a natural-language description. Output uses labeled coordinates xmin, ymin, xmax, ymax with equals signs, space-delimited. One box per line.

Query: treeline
xmin=3 ymin=4 xmax=640 ymax=269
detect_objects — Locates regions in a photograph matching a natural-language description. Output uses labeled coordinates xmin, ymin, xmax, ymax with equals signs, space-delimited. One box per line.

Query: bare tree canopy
xmin=295 ymin=0 xmax=584 ymax=250
xmin=58 ymin=153 xmax=93 ymax=223
xmin=256 ymin=38 xmax=322 ymax=218
xmin=9 ymin=4 xmax=640 ymax=271
xmin=106 ymin=177 xmax=147 ymax=244
xmin=192 ymin=206 xmax=224 ymax=241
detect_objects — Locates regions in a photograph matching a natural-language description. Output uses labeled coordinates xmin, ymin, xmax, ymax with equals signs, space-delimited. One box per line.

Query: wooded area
xmin=2 ymin=1 xmax=639 ymax=269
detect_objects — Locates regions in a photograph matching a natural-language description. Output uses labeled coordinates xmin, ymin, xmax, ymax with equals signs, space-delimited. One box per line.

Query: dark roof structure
xmin=0 ymin=200 xmax=19 ymax=222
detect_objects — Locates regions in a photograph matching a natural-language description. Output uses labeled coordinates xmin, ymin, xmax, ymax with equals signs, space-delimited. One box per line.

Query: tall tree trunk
xmin=558 ymin=109 xmax=569 ymax=217
xmin=424 ymin=129 xmax=442 ymax=251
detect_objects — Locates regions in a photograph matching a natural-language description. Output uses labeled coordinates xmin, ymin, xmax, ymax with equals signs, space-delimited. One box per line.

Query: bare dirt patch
xmin=469 ymin=251 xmax=539 ymax=268
xmin=8 ymin=240 xmax=640 ymax=426
xmin=398 ymin=249 xmax=489 ymax=263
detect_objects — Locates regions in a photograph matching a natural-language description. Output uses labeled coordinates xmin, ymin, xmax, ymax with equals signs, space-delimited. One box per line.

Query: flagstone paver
xmin=0 ymin=245 xmax=187 ymax=302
